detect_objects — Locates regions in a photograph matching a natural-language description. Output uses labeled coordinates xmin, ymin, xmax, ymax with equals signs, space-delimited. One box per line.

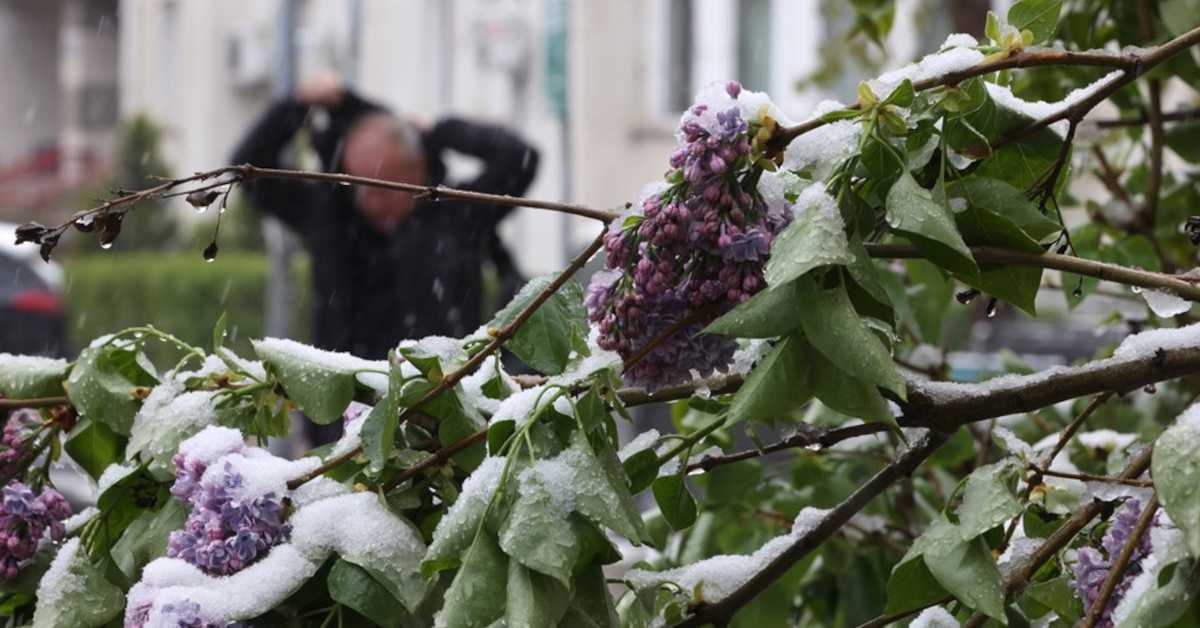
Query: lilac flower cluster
xmin=167 ymin=457 xmax=289 ymax=576
xmin=126 ymin=598 xmax=246 ymax=628
xmin=588 ymin=81 xmax=790 ymax=387
xmin=0 ymin=409 xmax=42 ymax=477
xmin=0 ymin=481 xmax=71 ymax=579
xmin=1072 ymin=499 xmax=1156 ymax=627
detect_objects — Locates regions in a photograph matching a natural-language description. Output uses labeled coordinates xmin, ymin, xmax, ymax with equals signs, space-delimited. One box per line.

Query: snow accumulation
xmin=199 ymin=451 xmax=321 ymax=502
xmin=984 ymin=70 xmax=1122 ymax=136
xmin=129 ymin=544 xmax=319 ymax=625
xmin=176 ymin=426 xmax=245 ymax=465
xmin=252 ymin=337 xmax=386 ymax=373
xmin=328 ymin=401 xmax=372 ymax=460
xmin=127 ymin=383 xmax=219 ymax=476
xmin=1114 ymin=322 xmax=1200 ymax=360
xmin=96 ymin=462 xmax=138 ymax=496
xmin=680 ymin=81 xmax=795 ymax=144
xmin=1142 ymin=289 xmax=1192 ymax=318
xmin=626 ymin=507 xmax=830 ymax=602
xmin=396 ymin=335 xmax=467 ymax=366
xmin=866 ymin=44 xmax=985 ymax=99
xmin=910 ymin=606 xmax=960 ymax=628
xmin=489 ymin=385 xmax=560 ymax=427
xmin=783 ymin=110 xmax=861 ymax=181
xmin=1111 ymin=520 xmax=1188 ymax=625
xmin=618 ymin=429 xmax=661 ymax=462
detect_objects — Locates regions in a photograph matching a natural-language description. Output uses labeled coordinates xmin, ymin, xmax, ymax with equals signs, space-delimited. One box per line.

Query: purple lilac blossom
xmin=1071 ymin=499 xmax=1156 ymax=627
xmin=588 ymin=80 xmax=789 ymax=388
xmin=0 ymin=481 xmax=71 ymax=580
xmin=125 ymin=598 xmax=247 ymax=628
xmin=166 ymin=460 xmax=289 ymax=576
xmin=0 ymin=409 xmax=42 ymax=477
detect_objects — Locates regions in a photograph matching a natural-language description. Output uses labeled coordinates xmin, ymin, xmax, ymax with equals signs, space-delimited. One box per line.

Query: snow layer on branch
xmin=490 ymin=385 xmax=558 ymax=427
xmin=290 ymin=476 xmax=348 ymax=507
xmin=679 ymin=82 xmax=794 ymax=143
xmin=63 ymin=507 xmax=98 ymax=534
xmin=1076 ymin=429 xmax=1137 ymax=452
xmin=130 ymin=544 xmax=319 ymax=625
xmin=176 ymin=426 xmax=245 ymax=465
xmin=866 ymin=45 xmax=985 ymax=98
xmin=252 ymin=337 xmax=386 ymax=373
xmin=618 ymin=429 xmax=661 ymax=461
xmin=1114 ymin=322 xmax=1200 ymax=360
xmin=942 ymin=33 xmax=978 ymax=49
xmin=128 ymin=383 xmax=219 ymax=477
xmin=33 ymin=538 xmax=82 ymax=621
xmin=199 ymin=451 xmax=321 ymax=501
xmin=984 ymin=70 xmax=1122 ymax=136
xmin=911 ymin=606 xmax=960 ymax=628
xmin=396 ymin=335 xmax=467 ymax=366
xmin=626 ymin=506 xmax=828 ymax=602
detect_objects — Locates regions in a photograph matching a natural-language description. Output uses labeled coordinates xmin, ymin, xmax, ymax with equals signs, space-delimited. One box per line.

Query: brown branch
xmin=0 ymin=397 xmax=70 ymax=410
xmin=1090 ymin=146 xmax=1138 ymax=213
xmin=285 ymin=231 xmax=607 ymax=490
xmin=671 ymin=430 xmax=951 ymax=628
xmin=1095 ymin=107 xmax=1200 ymax=128
xmin=1030 ymin=465 xmax=1154 ymax=488
xmin=382 ymin=428 xmax=488 ymax=490
xmin=864 ymin=243 xmax=1200 ymax=302
xmin=1082 ymin=494 xmax=1160 ymax=628
xmin=854 ymin=595 xmax=956 ymax=628
xmin=961 ymin=446 xmax=1154 ymax=628
xmin=685 ymin=422 xmax=891 ymax=473
xmin=622 ymin=305 xmax=719 ymax=372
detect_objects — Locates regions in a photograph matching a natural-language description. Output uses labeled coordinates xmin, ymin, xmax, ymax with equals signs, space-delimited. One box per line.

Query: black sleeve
xmin=426 ymin=118 xmax=540 ymax=227
xmin=228 ymin=99 xmax=314 ymax=231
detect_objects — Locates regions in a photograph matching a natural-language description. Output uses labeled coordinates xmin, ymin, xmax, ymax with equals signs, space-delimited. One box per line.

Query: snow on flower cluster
xmin=588 ymin=81 xmax=792 ymax=388
xmin=0 ymin=481 xmax=71 ymax=580
xmin=165 ymin=428 xmax=316 ymax=576
xmin=1072 ymin=499 xmax=1157 ymax=627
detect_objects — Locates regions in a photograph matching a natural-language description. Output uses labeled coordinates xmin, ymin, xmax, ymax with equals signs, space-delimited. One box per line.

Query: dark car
xmin=0 ymin=223 xmax=65 ymax=356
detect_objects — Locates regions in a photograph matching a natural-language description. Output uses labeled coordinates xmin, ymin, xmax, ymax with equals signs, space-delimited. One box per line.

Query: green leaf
xmin=886 ymin=172 xmax=978 ymax=278
xmin=1025 ymin=576 xmax=1081 ymax=624
xmin=764 ymin=193 xmax=855 ymax=287
xmin=797 ymin=278 xmax=906 ymax=399
xmin=652 ymin=471 xmax=697 ymax=530
xmin=881 ymin=79 xmax=915 ymax=107
xmin=110 ymin=498 xmax=187 ymax=582
xmin=506 ymin=558 xmax=571 ymax=628
xmin=252 ymin=339 xmax=363 ymax=424
xmin=808 ymin=348 xmax=893 ymax=424
xmin=0 ymin=355 xmax=68 ymax=399
xmin=1160 ymin=0 xmax=1200 ymax=37
xmin=727 ymin=334 xmax=812 ymax=424
xmin=360 ymin=394 xmax=398 ymax=474
xmin=66 ymin=346 xmax=146 ymax=436
xmin=885 ymin=552 xmax=950 ymax=615
xmin=328 ymin=559 xmax=407 ymax=628
xmin=499 ymin=476 xmax=583 ymax=586
xmin=437 ymin=531 xmax=508 ymax=628
xmin=560 ymin=564 xmax=620 ymax=628
xmin=491 ymin=275 xmax=588 ymax=375
xmin=1165 ymin=121 xmax=1200 ymax=163
xmin=703 ymin=278 xmax=806 ymax=338
xmin=1154 ymin=417 xmax=1200 ymax=558
xmin=985 ymin=11 xmax=1003 ymax=42
xmin=564 ymin=432 xmax=646 ymax=543
xmin=948 ymin=176 xmax=1061 ymax=243
xmin=30 ymin=540 xmax=124 ymax=628
xmin=921 ymin=517 xmax=1007 ymax=622
xmin=64 ymin=418 xmax=126 ymax=480
xmin=1007 ymin=0 xmax=1062 ymax=43
xmin=955 ymin=461 xmax=1021 ymax=540
xmin=92 ymin=465 xmax=171 ymax=561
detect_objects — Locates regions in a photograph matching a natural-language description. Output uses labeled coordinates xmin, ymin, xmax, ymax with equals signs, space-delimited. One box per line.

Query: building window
xmin=664 ymin=0 xmax=694 ymax=114
xmin=736 ymin=0 xmax=771 ymax=92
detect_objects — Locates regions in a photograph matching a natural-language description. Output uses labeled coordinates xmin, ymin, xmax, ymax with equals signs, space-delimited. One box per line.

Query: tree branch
xmin=0 ymin=397 xmax=70 ymax=410
xmin=685 ymin=422 xmax=891 ymax=473
xmin=864 ymin=243 xmax=1200 ymax=302
xmin=1095 ymin=107 xmax=1200 ymax=128
xmin=671 ymin=430 xmax=951 ymax=628
xmin=285 ymin=231 xmax=606 ymax=489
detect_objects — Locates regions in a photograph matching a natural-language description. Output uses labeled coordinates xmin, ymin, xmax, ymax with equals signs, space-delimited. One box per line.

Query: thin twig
xmin=1030 ymin=465 xmax=1153 ymax=487
xmin=0 ymin=397 xmax=70 ymax=410
xmin=1081 ymin=495 xmax=1160 ymax=628
xmin=685 ymin=422 xmax=891 ymax=473
xmin=854 ymin=595 xmax=956 ymax=628
xmin=285 ymin=232 xmax=606 ymax=490
xmin=1094 ymin=107 xmax=1200 ymax=128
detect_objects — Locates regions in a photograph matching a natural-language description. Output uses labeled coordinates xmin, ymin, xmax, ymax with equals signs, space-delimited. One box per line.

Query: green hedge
xmin=63 ymin=252 xmax=310 ymax=359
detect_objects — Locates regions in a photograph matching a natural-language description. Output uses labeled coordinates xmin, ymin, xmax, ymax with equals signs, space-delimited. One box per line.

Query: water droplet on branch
xmin=203 ymin=241 xmax=219 ymax=262
xmin=985 ymin=298 xmax=998 ymax=318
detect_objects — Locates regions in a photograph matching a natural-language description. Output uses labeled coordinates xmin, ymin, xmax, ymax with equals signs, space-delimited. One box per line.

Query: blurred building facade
xmin=0 ymin=0 xmax=984 ymax=273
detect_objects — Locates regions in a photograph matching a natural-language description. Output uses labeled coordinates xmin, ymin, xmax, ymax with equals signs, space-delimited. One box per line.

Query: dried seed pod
xmin=38 ymin=233 xmax=60 ymax=262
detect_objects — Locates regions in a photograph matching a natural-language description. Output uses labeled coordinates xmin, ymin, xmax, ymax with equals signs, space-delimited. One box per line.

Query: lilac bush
xmin=1072 ymin=499 xmax=1156 ymax=626
xmin=589 ymin=81 xmax=790 ymax=388
xmin=0 ymin=409 xmax=43 ymax=476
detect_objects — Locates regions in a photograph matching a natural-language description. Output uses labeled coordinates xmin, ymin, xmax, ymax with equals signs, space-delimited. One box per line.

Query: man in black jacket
xmin=231 ymin=77 xmax=538 ymax=442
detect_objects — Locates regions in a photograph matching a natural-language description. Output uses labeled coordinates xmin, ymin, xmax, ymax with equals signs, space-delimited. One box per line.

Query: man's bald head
xmin=342 ymin=113 xmax=427 ymax=234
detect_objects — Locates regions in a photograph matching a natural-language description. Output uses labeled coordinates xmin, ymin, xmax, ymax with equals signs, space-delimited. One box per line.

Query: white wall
xmin=0 ymin=2 xmax=62 ymax=165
